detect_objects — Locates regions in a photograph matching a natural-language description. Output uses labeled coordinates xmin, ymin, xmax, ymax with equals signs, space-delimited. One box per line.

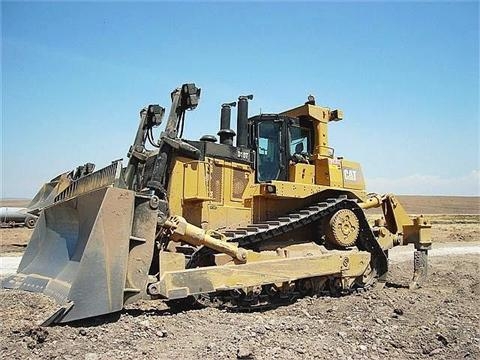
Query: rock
xmin=301 ymin=309 xmax=313 ymax=318
xmin=253 ymin=325 xmax=266 ymax=334
xmin=436 ymin=333 xmax=448 ymax=346
xmin=156 ymin=330 xmax=167 ymax=338
xmin=26 ymin=327 xmax=49 ymax=344
xmin=429 ymin=348 xmax=443 ymax=356
xmin=237 ymin=344 xmax=254 ymax=359
xmin=375 ymin=318 xmax=383 ymax=324
xmin=393 ymin=308 xmax=404 ymax=316
xmin=422 ymin=345 xmax=437 ymax=355
xmin=359 ymin=345 xmax=367 ymax=351
xmin=335 ymin=347 xmax=344 ymax=356
xmin=139 ymin=320 xmax=151 ymax=327
xmin=85 ymin=353 xmax=99 ymax=360
xmin=79 ymin=329 xmax=87 ymax=336
xmin=338 ymin=331 xmax=347 ymax=338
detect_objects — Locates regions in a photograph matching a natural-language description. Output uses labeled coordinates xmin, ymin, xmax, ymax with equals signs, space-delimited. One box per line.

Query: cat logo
xmin=343 ymin=168 xmax=357 ymax=182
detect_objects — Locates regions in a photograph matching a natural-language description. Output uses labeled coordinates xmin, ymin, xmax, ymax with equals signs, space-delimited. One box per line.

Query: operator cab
xmin=249 ymin=114 xmax=314 ymax=183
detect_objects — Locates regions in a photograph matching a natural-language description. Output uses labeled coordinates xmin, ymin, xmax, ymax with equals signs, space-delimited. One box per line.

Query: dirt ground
xmin=0 ymin=254 xmax=478 ymax=360
xmin=0 ymin=196 xmax=479 ymax=359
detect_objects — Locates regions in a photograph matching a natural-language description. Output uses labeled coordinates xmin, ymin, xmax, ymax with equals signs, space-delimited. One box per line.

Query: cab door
xmin=250 ymin=115 xmax=288 ymax=183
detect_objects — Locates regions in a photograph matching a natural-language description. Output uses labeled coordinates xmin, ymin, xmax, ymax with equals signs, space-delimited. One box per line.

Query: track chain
xmin=188 ymin=196 xmax=387 ymax=274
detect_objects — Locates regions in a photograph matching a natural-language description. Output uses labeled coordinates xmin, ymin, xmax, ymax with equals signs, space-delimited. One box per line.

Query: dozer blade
xmin=2 ymin=186 xmax=155 ymax=324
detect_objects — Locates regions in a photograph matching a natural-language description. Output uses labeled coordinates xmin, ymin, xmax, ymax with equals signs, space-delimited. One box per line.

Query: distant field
xmin=395 ymin=195 xmax=479 ymax=214
xmin=363 ymin=195 xmax=479 ymax=215
xmin=0 ymin=199 xmax=30 ymax=208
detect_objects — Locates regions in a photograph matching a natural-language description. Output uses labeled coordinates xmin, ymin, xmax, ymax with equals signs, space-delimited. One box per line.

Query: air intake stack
xmin=236 ymin=94 xmax=253 ymax=148
xmin=217 ymin=102 xmax=236 ymax=146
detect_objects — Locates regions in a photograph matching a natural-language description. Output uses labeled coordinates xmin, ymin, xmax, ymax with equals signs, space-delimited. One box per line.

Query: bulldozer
xmin=2 ymin=83 xmax=432 ymax=324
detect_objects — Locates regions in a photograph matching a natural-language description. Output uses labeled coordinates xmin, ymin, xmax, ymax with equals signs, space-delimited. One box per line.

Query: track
xmin=182 ymin=197 xmax=392 ymax=310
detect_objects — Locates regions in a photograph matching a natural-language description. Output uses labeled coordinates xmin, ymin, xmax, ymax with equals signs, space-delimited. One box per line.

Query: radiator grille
xmin=210 ymin=163 xmax=223 ymax=203
xmin=232 ymin=169 xmax=249 ymax=199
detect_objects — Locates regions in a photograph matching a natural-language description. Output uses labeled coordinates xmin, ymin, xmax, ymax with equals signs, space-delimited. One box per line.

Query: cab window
xmin=257 ymin=121 xmax=282 ymax=181
xmin=289 ymin=125 xmax=311 ymax=156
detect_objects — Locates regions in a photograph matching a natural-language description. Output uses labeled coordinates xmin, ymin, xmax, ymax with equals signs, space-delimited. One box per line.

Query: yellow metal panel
xmin=153 ymin=250 xmax=370 ymax=299
xmin=281 ymin=104 xmax=329 ymax=122
xmin=314 ymin=158 xmax=342 ymax=187
xmin=340 ymin=159 xmax=365 ymax=190
xmin=167 ymin=156 xmax=188 ymax=216
xmin=244 ymin=181 xmax=366 ymax=202
xmin=329 ymin=159 xmax=344 ymax=187
xmin=288 ymin=163 xmax=315 ymax=184
xmin=159 ymin=251 xmax=185 ymax=276
xmin=272 ymin=181 xmax=325 ymax=198
xmin=205 ymin=204 xmax=252 ymax=230
xmin=183 ymin=161 xmax=211 ymax=201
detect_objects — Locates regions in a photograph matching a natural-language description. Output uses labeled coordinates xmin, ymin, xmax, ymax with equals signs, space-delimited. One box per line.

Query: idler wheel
xmin=325 ymin=209 xmax=359 ymax=247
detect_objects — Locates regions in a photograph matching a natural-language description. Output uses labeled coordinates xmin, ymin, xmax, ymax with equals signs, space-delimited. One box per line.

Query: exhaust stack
xmin=236 ymin=94 xmax=253 ymax=147
xmin=217 ymin=102 xmax=236 ymax=146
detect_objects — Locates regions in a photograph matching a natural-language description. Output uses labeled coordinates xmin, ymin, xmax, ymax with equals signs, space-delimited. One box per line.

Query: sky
xmin=1 ymin=1 xmax=479 ymax=198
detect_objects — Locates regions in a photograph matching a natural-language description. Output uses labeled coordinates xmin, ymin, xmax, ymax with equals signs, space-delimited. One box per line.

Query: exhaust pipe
xmin=236 ymin=94 xmax=253 ymax=147
xmin=217 ymin=102 xmax=236 ymax=146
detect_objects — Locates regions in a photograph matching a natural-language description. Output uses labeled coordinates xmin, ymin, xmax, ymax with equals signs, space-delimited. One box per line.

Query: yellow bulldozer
xmin=3 ymin=83 xmax=432 ymax=324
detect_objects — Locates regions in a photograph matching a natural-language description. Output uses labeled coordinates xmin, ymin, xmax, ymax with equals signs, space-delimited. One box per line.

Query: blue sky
xmin=1 ymin=1 xmax=479 ymax=198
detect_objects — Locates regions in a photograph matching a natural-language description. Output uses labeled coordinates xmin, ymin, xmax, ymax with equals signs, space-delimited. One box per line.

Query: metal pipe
xmin=218 ymin=102 xmax=236 ymax=146
xmin=236 ymin=94 xmax=253 ymax=147
xmin=164 ymin=216 xmax=247 ymax=262
xmin=359 ymin=194 xmax=383 ymax=210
